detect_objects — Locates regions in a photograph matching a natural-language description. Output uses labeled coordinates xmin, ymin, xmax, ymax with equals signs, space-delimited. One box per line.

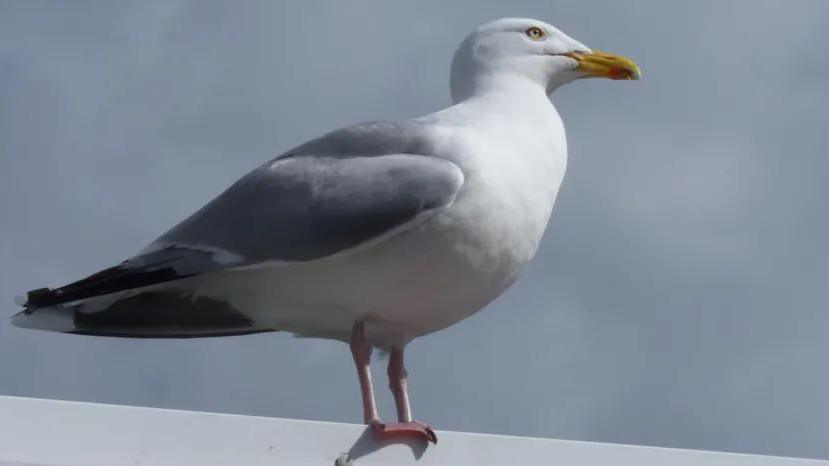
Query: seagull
xmin=12 ymin=18 xmax=639 ymax=444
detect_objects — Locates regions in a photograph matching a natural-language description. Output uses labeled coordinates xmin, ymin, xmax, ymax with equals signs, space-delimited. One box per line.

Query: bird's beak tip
xmin=565 ymin=50 xmax=641 ymax=81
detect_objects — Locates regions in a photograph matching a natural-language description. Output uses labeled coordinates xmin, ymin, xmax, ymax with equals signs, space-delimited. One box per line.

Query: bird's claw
xmin=370 ymin=420 xmax=438 ymax=444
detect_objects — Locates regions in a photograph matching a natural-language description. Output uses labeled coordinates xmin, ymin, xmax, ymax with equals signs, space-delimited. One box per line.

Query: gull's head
xmin=450 ymin=18 xmax=640 ymax=102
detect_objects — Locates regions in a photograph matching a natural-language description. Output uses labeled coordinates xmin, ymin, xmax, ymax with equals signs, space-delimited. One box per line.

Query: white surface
xmin=0 ymin=395 xmax=825 ymax=466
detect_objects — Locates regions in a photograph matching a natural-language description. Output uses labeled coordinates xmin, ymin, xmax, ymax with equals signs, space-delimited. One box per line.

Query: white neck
xmin=451 ymin=70 xmax=551 ymax=104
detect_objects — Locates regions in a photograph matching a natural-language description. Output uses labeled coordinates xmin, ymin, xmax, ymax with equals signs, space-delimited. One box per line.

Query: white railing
xmin=0 ymin=395 xmax=824 ymax=466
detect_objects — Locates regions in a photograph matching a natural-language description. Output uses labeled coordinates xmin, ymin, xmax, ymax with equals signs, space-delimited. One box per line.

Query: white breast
xmin=433 ymin=91 xmax=568 ymax=278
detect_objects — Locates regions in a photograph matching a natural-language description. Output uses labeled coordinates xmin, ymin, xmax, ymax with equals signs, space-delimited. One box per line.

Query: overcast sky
xmin=1 ymin=0 xmax=828 ymax=460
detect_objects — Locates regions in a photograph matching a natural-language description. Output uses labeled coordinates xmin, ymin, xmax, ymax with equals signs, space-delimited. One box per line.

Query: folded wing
xmin=14 ymin=152 xmax=463 ymax=336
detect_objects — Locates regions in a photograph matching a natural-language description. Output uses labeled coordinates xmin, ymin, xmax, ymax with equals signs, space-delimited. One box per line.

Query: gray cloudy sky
xmin=1 ymin=0 xmax=828 ymax=460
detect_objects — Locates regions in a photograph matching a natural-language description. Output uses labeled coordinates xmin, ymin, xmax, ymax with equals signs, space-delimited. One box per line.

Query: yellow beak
xmin=563 ymin=50 xmax=641 ymax=80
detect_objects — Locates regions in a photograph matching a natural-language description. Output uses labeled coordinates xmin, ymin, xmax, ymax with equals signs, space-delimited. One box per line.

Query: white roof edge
xmin=0 ymin=395 xmax=824 ymax=466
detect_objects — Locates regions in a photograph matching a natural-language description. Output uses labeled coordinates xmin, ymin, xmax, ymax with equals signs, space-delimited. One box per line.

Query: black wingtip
xmin=20 ymin=288 xmax=58 ymax=308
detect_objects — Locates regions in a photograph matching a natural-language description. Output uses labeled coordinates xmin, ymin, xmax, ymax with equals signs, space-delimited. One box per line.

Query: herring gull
xmin=13 ymin=18 xmax=640 ymax=444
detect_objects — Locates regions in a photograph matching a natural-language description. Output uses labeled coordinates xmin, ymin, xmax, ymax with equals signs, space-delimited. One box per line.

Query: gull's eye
xmin=525 ymin=27 xmax=547 ymax=41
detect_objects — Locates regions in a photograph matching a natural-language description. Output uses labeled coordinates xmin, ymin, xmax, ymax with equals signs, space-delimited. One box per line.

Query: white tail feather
xmin=11 ymin=307 xmax=75 ymax=332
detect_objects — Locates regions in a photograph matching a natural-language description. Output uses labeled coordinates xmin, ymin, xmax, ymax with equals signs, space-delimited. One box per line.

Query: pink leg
xmin=373 ymin=347 xmax=437 ymax=444
xmin=349 ymin=321 xmax=380 ymax=425
xmin=388 ymin=348 xmax=412 ymax=422
xmin=349 ymin=322 xmax=436 ymax=444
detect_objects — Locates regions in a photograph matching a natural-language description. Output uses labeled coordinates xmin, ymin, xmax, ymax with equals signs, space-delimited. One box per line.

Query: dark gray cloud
xmin=1 ymin=0 xmax=827 ymax=459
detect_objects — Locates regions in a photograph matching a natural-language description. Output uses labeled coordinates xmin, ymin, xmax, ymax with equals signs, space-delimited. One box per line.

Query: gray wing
xmin=18 ymin=152 xmax=463 ymax=309
xmin=155 ymin=153 xmax=464 ymax=262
